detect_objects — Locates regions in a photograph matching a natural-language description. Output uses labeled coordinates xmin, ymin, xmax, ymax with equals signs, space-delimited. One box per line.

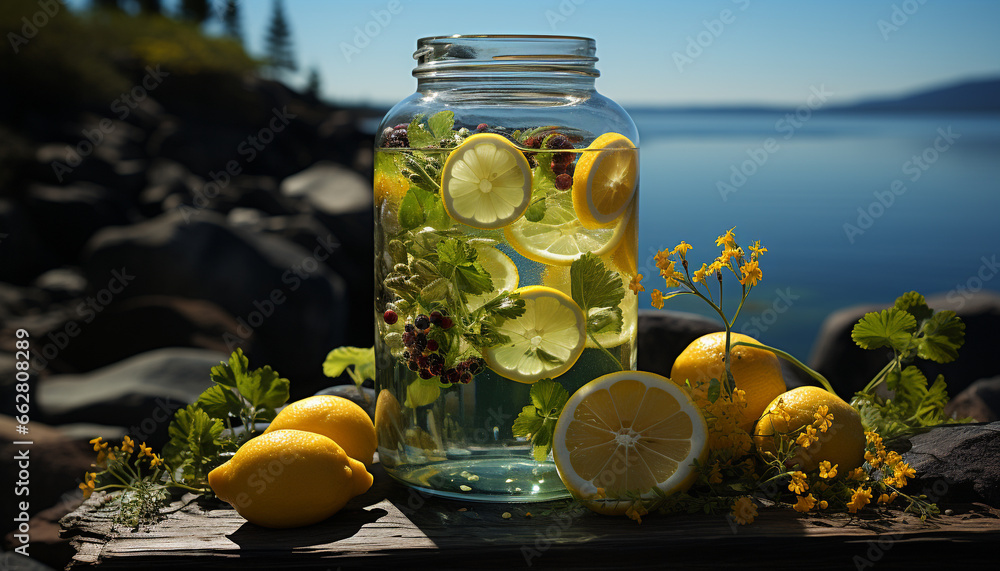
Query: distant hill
xmin=833 ymin=77 xmax=1000 ymax=113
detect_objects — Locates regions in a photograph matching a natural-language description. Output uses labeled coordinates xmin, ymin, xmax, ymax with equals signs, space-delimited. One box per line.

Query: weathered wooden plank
xmin=60 ymin=464 xmax=1000 ymax=569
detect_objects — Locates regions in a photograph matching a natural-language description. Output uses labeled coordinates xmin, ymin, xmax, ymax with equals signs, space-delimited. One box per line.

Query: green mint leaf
xmin=532 ymin=425 xmax=554 ymax=462
xmin=512 ymin=405 xmax=544 ymax=438
xmin=886 ymin=364 xmax=927 ymax=397
xmin=530 ymin=378 xmax=570 ymax=421
xmin=210 ymin=348 xmax=249 ymax=387
xmin=162 ymin=404 xmax=223 ymax=485
xmin=427 ymin=110 xmax=455 ymax=139
xmin=913 ymin=374 xmax=950 ymax=425
xmin=916 ymin=310 xmax=965 ymax=363
xmin=571 ymin=252 xmax=625 ymax=317
xmin=407 ymin=115 xmax=436 ymax=148
xmin=398 ymin=188 xmax=426 ymax=230
xmin=851 ymin=308 xmax=917 ymax=352
xmin=195 ymin=385 xmax=242 ymax=419
xmin=532 ymin=161 xmax=558 ymax=194
xmin=894 ymin=291 xmax=933 ymax=323
xmin=437 ymin=238 xmax=493 ymax=295
xmin=478 ymin=291 xmax=525 ymax=320
xmin=587 ymin=307 xmax=623 ymax=335
xmin=323 ymin=346 xmax=376 ymax=378
xmin=524 ymin=198 xmax=547 ymax=222
xmin=706 ymin=378 xmax=721 ymax=404
xmin=404 ymin=378 xmax=441 ymax=408
xmin=255 ymin=366 xmax=291 ymax=410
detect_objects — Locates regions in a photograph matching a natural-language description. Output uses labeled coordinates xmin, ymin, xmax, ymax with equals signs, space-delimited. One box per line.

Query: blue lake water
xmin=629 ymin=110 xmax=1000 ymax=359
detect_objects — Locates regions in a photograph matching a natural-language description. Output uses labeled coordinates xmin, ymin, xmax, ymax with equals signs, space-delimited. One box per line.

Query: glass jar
xmin=373 ymin=35 xmax=639 ymax=502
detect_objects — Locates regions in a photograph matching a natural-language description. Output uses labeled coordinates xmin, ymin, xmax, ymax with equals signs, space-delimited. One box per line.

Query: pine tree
xmin=180 ymin=0 xmax=210 ymax=23
xmin=222 ymin=0 xmax=242 ymax=42
xmin=265 ymin=0 xmax=297 ymax=78
xmin=305 ymin=67 xmax=322 ymax=100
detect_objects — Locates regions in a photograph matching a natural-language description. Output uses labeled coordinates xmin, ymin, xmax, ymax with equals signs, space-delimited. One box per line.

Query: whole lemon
xmin=264 ymin=395 xmax=377 ymax=466
xmin=753 ymin=386 xmax=866 ymax=473
xmin=670 ymin=332 xmax=785 ymax=432
xmin=208 ymin=429 xmax=373 ymax=528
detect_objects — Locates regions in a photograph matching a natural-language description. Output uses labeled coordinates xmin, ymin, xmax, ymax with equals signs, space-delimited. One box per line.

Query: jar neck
xmin=412 ymin=35 xmax=599 ymax=97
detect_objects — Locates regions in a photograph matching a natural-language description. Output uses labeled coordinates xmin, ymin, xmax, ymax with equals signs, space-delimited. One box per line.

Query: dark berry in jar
xmin=544 ymin=134 xmax=572 ymax=150
xmin=416 ymin=355 xmax=429 ymax=368
xmin=419 ymin=369 xmax=433 ymax=380
xmin=402 ymin=331 xmax=415 ymax=346
xmin=383 ymin=309 xmax=399 ymax=324
xmin=407 ymin=360 xmax=419 ymax=372
xmin=402 ymin=350 xmax=411 ymax=360
xmin=429 ymin=310 xmax=443 ymax=325
xmin=468 ymin=358 xmax=483 ymax=375
xmin=430 ymin=362 xmax=444 ymax=376
xmin=555 ymin=173 xmax=573 ymax=190
xmin=440 ymin=316 xmax=454 ymax=329
xmin=415 ymin=314 xmax=430 ymax=331
xmin=476 ymin=123 xmax=489 ymax=131
xmin=460 ymin=372 xmax=473 ymax=384
xmin=404 ymin=323 xmax=415 ymax=333
xmin=426 ymin=339 xmax=439 ymax=352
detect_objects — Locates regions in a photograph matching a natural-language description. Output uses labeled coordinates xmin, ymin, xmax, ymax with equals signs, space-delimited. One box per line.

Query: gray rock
xmin=809 ymin=291 xmax=1000 ymax=398
xmin=82 ymin=210 xmax=348 ymax=394
xmin=902 ymin=422 xmax=1000 ymax=507
xmin=637 ymin=309 xmax=725 ymax=378
xmin=280 ymin=161 xmax=371 ymax=215
xmin=25 ymin=183 xmax=138 ymax=262
xmin=36 ymin=348 xmax=226 ymax=446
xmin=32 ymin=268 xmax=87 ymax=300
xmin=946 ymin=376 xmax=1000 ymax=422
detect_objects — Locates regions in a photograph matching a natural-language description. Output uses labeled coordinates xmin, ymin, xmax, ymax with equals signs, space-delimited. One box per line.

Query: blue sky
xmin=71 ymin=0 xmax=1000 ymax=106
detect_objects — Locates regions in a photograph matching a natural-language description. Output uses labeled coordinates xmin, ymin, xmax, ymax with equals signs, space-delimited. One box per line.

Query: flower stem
xmin=588 ymin=332 xmax=623 ymax=371
xmin=730 ymin=340 xmax=838 ymax=398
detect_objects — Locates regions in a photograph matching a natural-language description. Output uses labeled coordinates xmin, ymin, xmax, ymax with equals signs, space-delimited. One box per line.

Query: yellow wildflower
xmin=893 ymin=462 xmax=916 ymax=488
xmin=651 ymin=289 xmax=664 ymax=309
xmin=847 ymin=486 xmax=873 ymax=513
xmin=625 ymin=502 xmax=648 ymax=524
xmin=706 ymin=259 xmax=724 ymax=276
xmin=150 ymin=454 xmax=164 ymax=468
xmin=818 ymin=461 xmax=838 ymax=479
xmin=691 ymin=263 xmax=709 ymax=285
xmin=715 ymin=227 xmax=737 ymax=249
xmin=629 ymin=273 xmax=645 ymax=294
xmin=793 ymin=494 xmax=817 ymax=513
xmin=89 ymin=437 xmax=107 ymax=453
xmin=121 ymin=435 xmax=134 ymax=455
xmin=739 ymin=259 xmax=762 ymax=287
xmin=708 ymin=462 xmax=723 ymax=485
xmin=788 ymin=471 xmax=809 ymax=495
xmin=749 ymin=240 xmax=767 ymax=258
xmin=864 ymin=449 xmax=883 ymax=469
xmin=731 ymin=496 xmax=757 ymax=525
xmin=665 ymin=270 xmax=685 ymax=288
xmin=847 ymin=467 xmax=867 ymax=481
xmin=795 ymin=424 xmax=819 ymax=448
xmin=658 ymin=259 xmax=676 ymax=280
xmin=79 ymin=472 xmax=96 ymax=499
xmin=884 ymin=450 xmax=902 ymax=467
xmin=865 ymin=431 xmax=883 ymax=447
xmin=672 ymin=241 xmax=693 ymax=258
xmin=653 ymin=249 xmax=673 ymax=273
xmin=138 ymin=442 xmax=154 ymax=458
xmin=818 ymin=500 xmax=829 ymax=509
xmin=813 ymin=405 xmax=834 ymax=433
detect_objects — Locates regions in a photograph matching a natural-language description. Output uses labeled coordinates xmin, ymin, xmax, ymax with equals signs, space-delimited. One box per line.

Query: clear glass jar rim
xmin=413 ymin=35 xmax=599 ymax=78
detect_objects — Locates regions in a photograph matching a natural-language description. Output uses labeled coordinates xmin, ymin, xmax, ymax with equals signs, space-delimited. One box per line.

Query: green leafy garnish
xmin=850 ymin=292 xmax=970 ymax=440
xmin=571 ymin=252 xmax=625 ymax=336
xmin=405 ymin=377 xmax=441 ymax=408
xmin=437 ymin=237 xmax=493 ymax=296
xmin=162 ymin=404 xmax=224 ymax=487
xmin=399 ymin=186 xmax=449 ymax=230
xmin=406 ymin=114 xmax=436 ymax=148
xmin=323 ymin=346 xmax=375 ymax=398
xmin=511 ymin=379 xmax=570 ymax=461
xmin=427 ymin=110 xmax=455 ymax=140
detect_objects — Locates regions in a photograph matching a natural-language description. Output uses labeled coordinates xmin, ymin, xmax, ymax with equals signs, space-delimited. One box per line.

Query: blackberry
xmin=543 ymin=134 xmax=573 ymax=150
xmin=440 ymin=316 xmax=454 ymax=329
xmin=467 ymin=358 xmax=484 ymax=375
xmin=407 ymin=360 xmax=419 ymax=371
xmin=426 ymin=339 xmax=439 ymax=352
xmin=404 ymin=323 xmax=415 ymax=333
xmin=416 ymin=355 xmax=429 ymax=368
xmin=402 ymin=350 xmax=411 ymax=360
xmin=415 ymin=333 xmax=427 ymax=351
xmin=460 ymin=372 xmax=473 ymax=384
xmin=402 ymin=331 xmax=415 ymax=346
xmin=555 ymin=173 xmax=573 ymax=190
xmin=429 ymin=310 xmax=443 ymax=325
xmin=383 ymin=126 xmax=409 ymax=148
xmin=419 ymin=369 xmax=433 ymax=380
xmin=430 ymin=362 xmax=444 ymax=376
xmin=551 ymin=160 xmax=566 ymax=175
xmin=524 ymin=136 xmax=542 ymax=149
xmin=428 ymin=353 xmax=444 ymax=367
xmin=383 ymin=309 xmax=399 ymax=325
xmin=414 ymin=314 xmax=430 ymax=331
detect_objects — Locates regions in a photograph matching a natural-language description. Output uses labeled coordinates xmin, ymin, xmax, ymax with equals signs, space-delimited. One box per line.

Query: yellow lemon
xmin=552 ymin=371 xmax=708 ymax=515
xmin=208 ymin=429 xmax=373 ymax=528
xmin=572 ymin=132 xmax=638 ymax=229
xmin=374 ymin=167 xmax=410 ymax=207
xmin=670 ymin=332 xmax=786 ymax=433
xmin=504 ymin=199 xmax=629 ymax=266
xmin=464 ymin=244 xmax=520 ymax=310
xmin=609 ymin=201 xmax=638 ymax=275
xmin=440 ymin=133 xmax=533 ymax=229
xmin=482 ymin=285 xmax=586 ymax=384
xmin=753 ymin=386 xmax=865 ymax=473
xmin=264 ymin=395 xmax=377 ymax=466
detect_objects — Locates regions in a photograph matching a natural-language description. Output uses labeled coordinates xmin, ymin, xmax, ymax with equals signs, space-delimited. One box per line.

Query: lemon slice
xmin=552 ymin=371 xmax=708 ymax=515
xmin=482 ymin=285 xmax=586 ymax=384
xmin=609 ymin=201 xmax=638 ymax=275
xmin=572 ymin=133 xmax=638 ymax=229
xmin=465 ymin=245 xmax=520 ymax=310
xmin=541 ymin=264 xmax=636 ymax=350
xmin=504 ymin=200 xmax=630 ymax=266
xmin=441 ymin=133 xmax=533 ymax=229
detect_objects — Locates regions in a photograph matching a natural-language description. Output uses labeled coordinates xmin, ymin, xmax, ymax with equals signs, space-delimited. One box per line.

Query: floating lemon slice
xmin=572 ymin=133 xmax=638 ymax=229
xmin=482 ymin=285 xmax=586 ymax=384
xmin=552 ymin=371 xmax=708 ymax=515
xmin=504 ymin=200 xmax=629 ymax=266
xmin=609 ymin=201 xmax=638 ymax=275
xmin=441 ymin=133 xmax=533 ymax=229
xmin=465 ymin=245 xmax=520 ymax=311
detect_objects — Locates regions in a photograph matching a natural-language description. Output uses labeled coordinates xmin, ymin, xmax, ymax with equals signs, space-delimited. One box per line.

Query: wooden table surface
xmin=59 ymin=464 xmax=1000 ymax=570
